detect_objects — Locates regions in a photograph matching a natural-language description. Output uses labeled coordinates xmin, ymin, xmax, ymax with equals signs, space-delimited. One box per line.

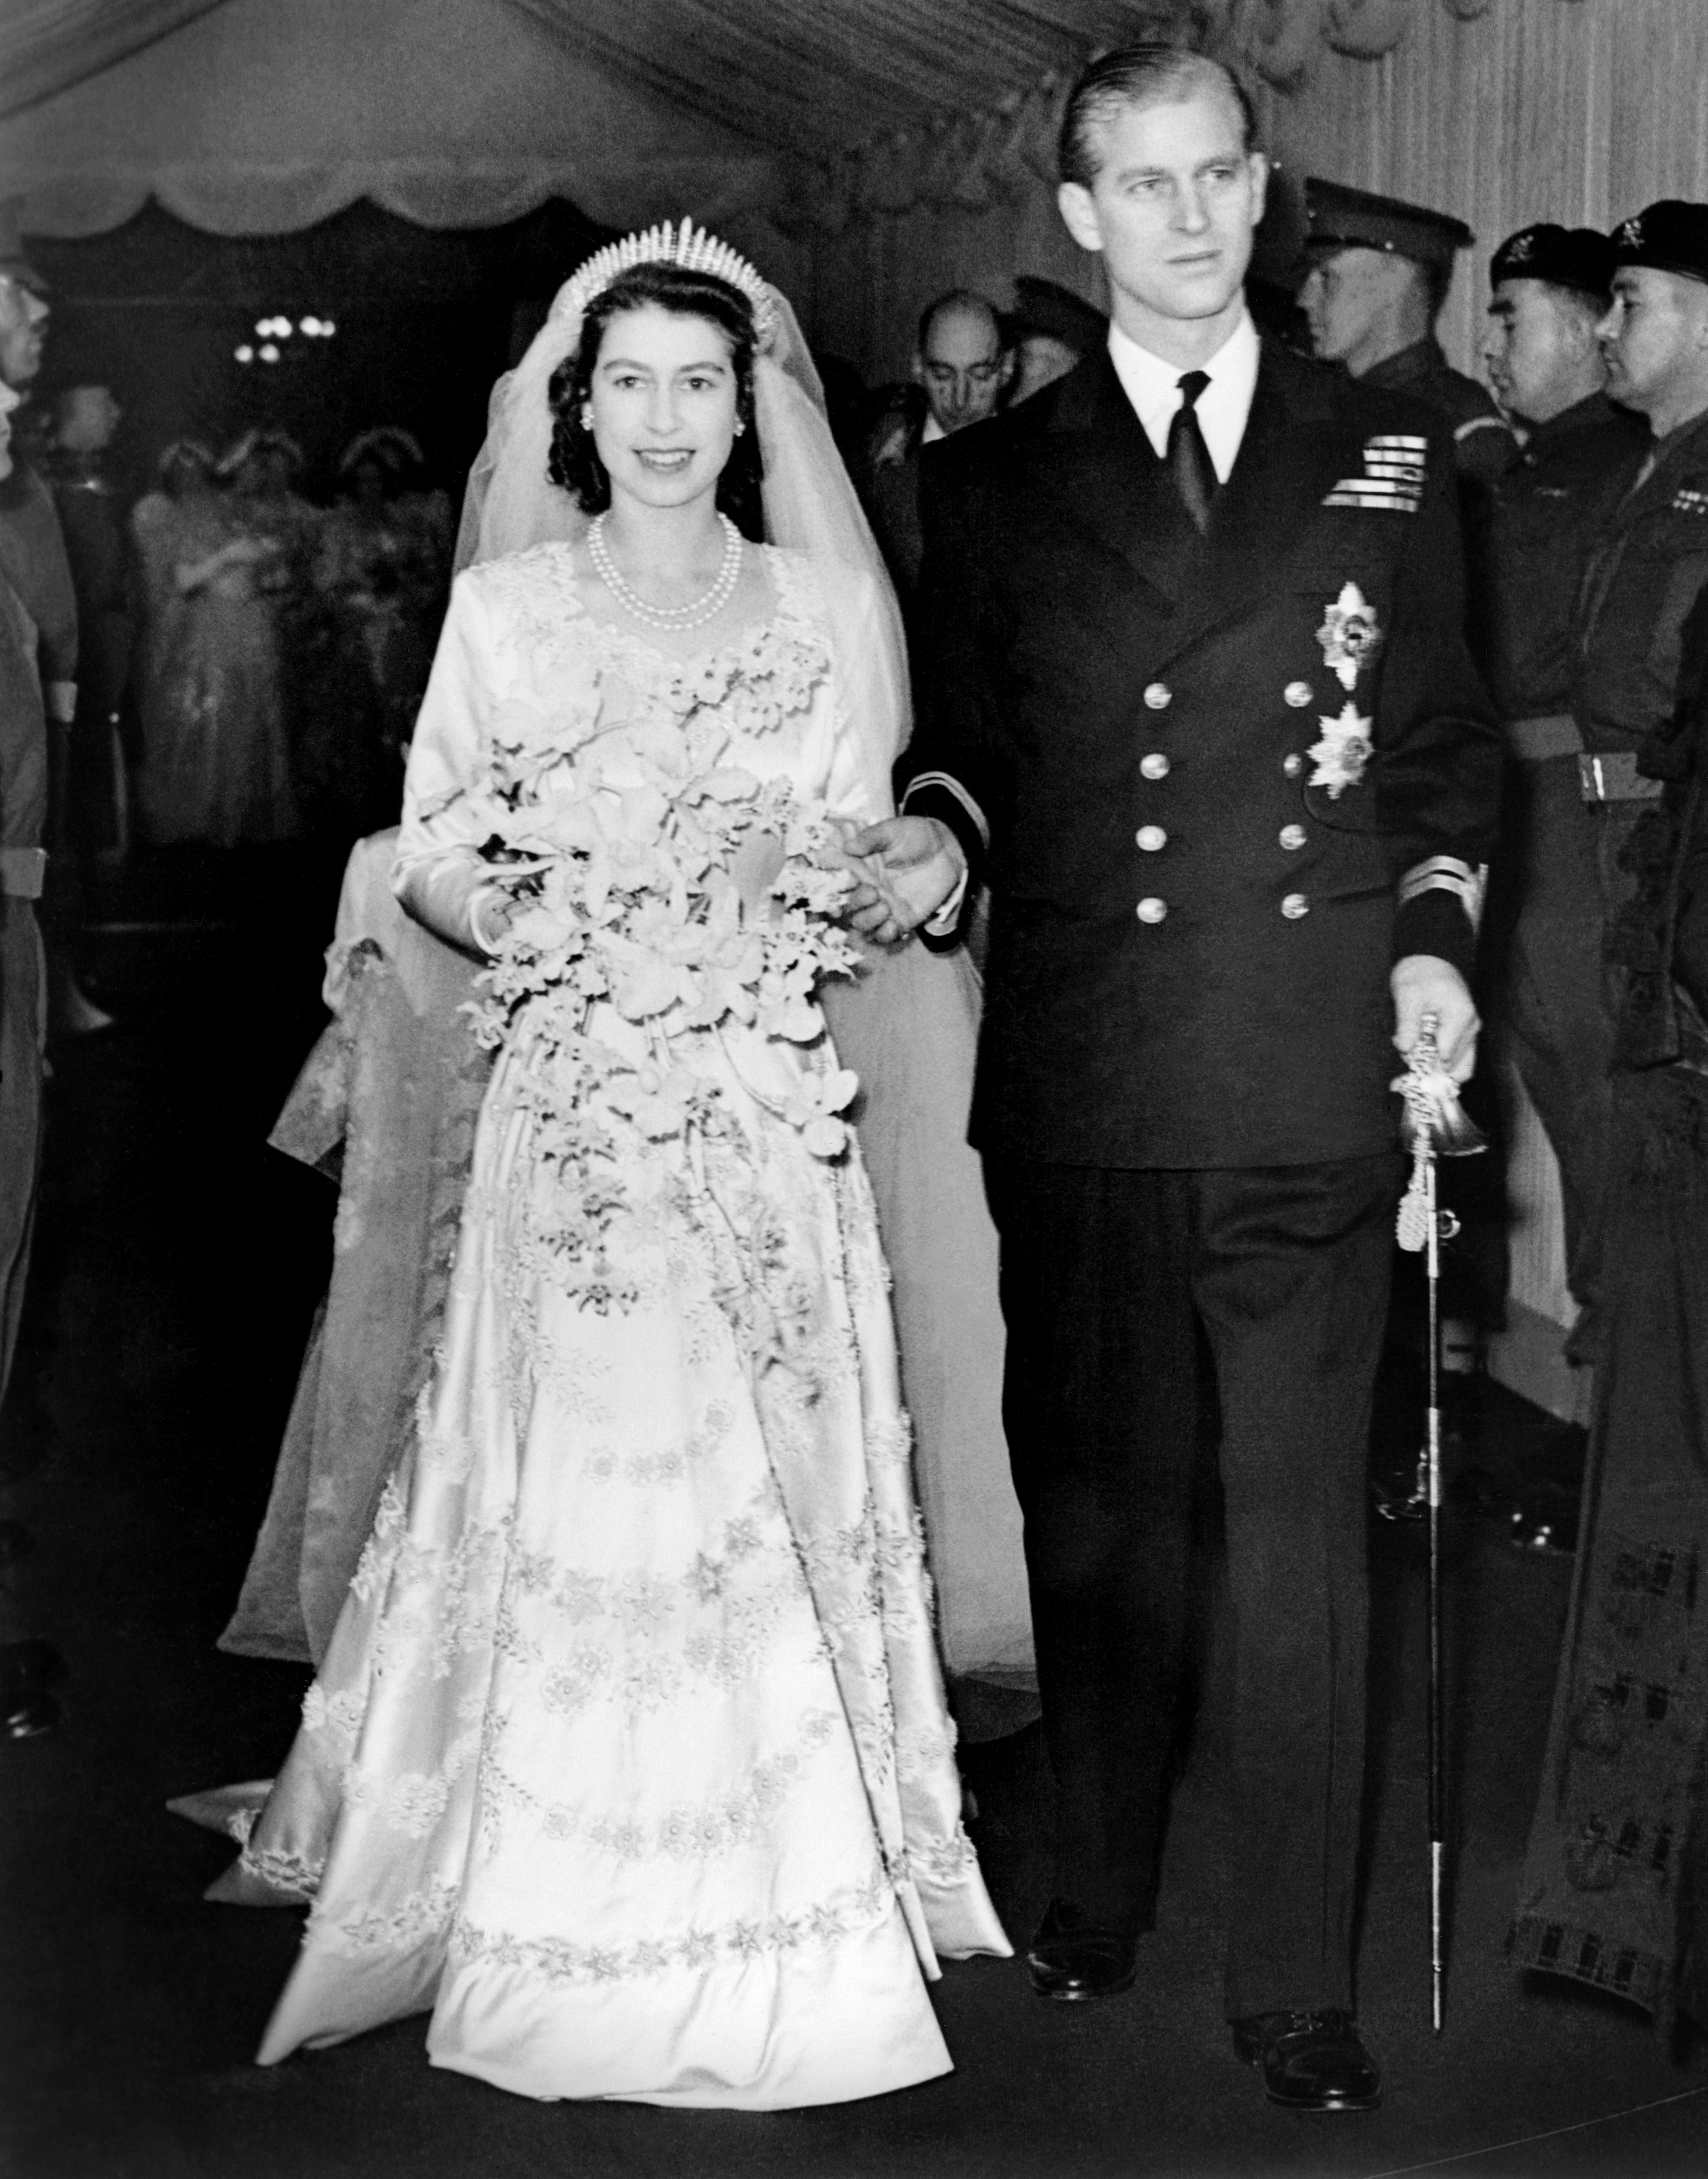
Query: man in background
xmin=1478 ymin=224 xmax=1647 ymax=1343
xmin=1511 ymin=204 xmax=1708 ymax=2035
xmin=0 ymin=377 xmax=46 ymax=1416
xmin=44 ymin=386 xmax=134 ymax=865
xmin=0 ymin=211 xmax=78 ymax=1736
xmin=863 ymin=289 xmax=1011 ymax=604
xmin=0 ymin=215 xmax=76 ymax=751
xmin=1301 ymin=177 xmax=1515 ymax=509
xmin=1566 ymin=202 xmax=1708 ymax=1169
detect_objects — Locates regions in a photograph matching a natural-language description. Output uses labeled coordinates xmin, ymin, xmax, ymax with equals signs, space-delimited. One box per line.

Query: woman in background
xmin=302 ymin=428 xmax=451 ymax=834
xmin=131 ymin=438 xmax=299 ymax=846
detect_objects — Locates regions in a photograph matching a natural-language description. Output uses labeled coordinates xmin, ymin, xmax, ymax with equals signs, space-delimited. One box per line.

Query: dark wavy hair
xmin=546 ymin=262 xmax=764 ymax=538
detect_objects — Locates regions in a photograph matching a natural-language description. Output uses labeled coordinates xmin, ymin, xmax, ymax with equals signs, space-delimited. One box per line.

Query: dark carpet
xmin=1 ymin=849 xmax=1704 ymax=2179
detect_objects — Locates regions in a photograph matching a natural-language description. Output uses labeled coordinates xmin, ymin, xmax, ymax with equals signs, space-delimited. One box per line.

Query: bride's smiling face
xmin=588 ymin=305 xmax=740 ymax=512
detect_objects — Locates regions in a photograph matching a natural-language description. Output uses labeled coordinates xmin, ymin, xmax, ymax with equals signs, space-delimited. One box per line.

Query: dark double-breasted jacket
xmin=900 ymin=336 xmax=1502 ymax=1172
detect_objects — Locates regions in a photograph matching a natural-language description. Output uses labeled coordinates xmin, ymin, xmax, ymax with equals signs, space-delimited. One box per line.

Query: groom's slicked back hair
xmin=1058 ymin=45 xmax=1259 ymax=189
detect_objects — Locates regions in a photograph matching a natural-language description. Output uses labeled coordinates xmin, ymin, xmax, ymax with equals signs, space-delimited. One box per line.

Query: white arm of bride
xmin=391 ymin=569 xmax=511 ymax=956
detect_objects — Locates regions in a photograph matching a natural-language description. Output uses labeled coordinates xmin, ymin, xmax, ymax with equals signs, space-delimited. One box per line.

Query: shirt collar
xmin=1105 ymin=307 xmax=1260 ymax=482
xmin=920 ymin=412 xmax=946 ymax=446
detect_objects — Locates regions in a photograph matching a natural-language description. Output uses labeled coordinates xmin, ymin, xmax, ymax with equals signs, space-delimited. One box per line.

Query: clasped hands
xmin=832 ymin=815 xmax=965 ymax=948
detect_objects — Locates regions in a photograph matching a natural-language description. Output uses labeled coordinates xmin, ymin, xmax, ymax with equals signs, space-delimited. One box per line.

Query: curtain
xmin=9 ymin=158 xmax=779 ymax=242
xmin=0 ymin=0 xmax=779 ymax=240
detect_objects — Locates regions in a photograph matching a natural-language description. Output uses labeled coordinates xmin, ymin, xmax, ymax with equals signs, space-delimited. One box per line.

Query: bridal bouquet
xmin=467 ymin=703 xmax=864 ymax=1313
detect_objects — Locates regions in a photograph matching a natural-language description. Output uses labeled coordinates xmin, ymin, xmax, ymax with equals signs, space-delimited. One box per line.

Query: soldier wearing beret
xmin=1557 ymin=200 xmax=1708 ymax=1342
xmin=1478 ymin=225 xmax=1648 ymax=1328
xmin=1301 ymin=178 xmax=1516 ymax=512
xmin=846 ymin=47 xmax=1500 ymax=2113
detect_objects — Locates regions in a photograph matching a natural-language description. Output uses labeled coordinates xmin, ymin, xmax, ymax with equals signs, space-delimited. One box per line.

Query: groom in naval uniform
xmin=847 ymin=46 xmax=1501 ymax=2113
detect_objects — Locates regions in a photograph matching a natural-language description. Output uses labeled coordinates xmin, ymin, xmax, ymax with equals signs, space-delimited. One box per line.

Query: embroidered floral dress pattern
xmin=229 ymin=543 xmax=1007 ymax=2109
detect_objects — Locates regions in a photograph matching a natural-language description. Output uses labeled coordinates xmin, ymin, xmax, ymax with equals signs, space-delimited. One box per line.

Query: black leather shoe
xmin=2 ymin=1688 xmax=58 ymax=1739
xmin=1233 ymin=2010 xmax=1381 ymax=2111
xmin=1025 ymin=1899 xmax=1138 ymax=2003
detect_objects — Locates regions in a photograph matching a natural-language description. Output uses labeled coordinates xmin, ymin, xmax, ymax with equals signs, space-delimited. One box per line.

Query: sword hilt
xmin=1396 ymin=1007 xmax=1488 ymax=1160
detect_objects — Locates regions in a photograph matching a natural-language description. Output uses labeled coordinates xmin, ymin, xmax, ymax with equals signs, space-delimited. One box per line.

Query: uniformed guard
xmin=1478 ymin=224 xmax=1648 ymax=1329
xmin=1565 ymin=200 xmax=1708 ymax=1344
xmin=0 ymin=382 xmax=47 ymax=1410
xmin=1301 ymin=177 xmax=1516 ymax=508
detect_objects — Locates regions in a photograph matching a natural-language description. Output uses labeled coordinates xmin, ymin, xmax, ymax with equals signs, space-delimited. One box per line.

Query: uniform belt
xmin=1504 ymin=713 xmax=1583 ymax=761
xmin=1578 ymin=751 xmax=1664 ymax=805
xmin=0 ymin=847 xmax=46 ymax=899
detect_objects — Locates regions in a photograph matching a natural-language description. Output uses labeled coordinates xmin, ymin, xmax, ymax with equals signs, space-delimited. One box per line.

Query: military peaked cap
xmin=1304 ymin=178 xmax=1473 ymax=272
xmin=1612 ymin=200 xmax=1708 ymax=287
xmin=1490 ymin=223 xmax=1616 ymax=300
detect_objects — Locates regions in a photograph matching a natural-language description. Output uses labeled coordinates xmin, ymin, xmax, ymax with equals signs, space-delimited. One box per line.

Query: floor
xmin=1 ymin=847 xmax=1703 ymax=2179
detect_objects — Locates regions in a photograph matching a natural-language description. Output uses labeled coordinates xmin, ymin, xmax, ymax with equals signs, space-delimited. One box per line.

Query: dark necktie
xmin=1167 ymin=369 xmax=1217 ymax=533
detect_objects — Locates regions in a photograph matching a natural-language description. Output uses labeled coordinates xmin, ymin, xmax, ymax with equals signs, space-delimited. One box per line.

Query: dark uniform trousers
xmin=985 ymin=1151 xmax=1399 ymax=2020
xmin=1498 ymin=759 xmax=1636 ymax=1313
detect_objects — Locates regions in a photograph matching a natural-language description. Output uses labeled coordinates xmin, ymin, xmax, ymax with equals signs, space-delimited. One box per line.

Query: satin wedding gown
xmin=211 ymin=541 xmax=1008 ymax=2106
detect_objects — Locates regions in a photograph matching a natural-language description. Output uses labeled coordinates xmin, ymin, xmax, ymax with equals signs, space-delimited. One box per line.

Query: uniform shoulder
xmin=1305 ymin=358 xmax=1453 ymax=451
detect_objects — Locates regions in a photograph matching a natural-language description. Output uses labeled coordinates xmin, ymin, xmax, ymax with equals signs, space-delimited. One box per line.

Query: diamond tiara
xmin=557 ymin=220 xmax=779 ymax=350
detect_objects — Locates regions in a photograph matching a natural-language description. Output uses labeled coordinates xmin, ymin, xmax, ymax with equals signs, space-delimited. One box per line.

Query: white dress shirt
xmin=1107 ymin=308 xmax=1260 ymax=482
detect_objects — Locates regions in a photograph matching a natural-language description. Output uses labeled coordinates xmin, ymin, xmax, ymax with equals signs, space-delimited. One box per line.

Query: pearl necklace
xmin=587 ymin=511 xmax=743 ymax=630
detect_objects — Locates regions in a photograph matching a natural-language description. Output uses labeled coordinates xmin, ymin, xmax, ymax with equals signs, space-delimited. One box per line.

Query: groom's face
xmin=1057 ymin=88 xmax=1266 ymax=331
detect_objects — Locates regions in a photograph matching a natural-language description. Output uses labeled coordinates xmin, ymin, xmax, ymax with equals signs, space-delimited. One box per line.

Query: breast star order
xmin=1307 ymin=702 xmax=1374 ymax=799
xmin=1316 ymin=582 xmax=1383 ymax=691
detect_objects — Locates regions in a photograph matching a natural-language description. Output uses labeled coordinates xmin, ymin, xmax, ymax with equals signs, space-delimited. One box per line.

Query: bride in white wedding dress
xmin=205 ymin=228 xmax=1008 ymax=2106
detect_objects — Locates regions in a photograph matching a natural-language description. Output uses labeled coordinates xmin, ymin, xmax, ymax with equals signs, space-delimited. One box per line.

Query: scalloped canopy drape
xmin=0 ymin=0 xmax=1593 ymax=240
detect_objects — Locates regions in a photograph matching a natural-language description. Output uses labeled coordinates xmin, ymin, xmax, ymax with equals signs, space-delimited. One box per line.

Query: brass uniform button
xmin=1279 ymin=823 xmax=1307 ymax=851
xmin=1136 ymin=897 xmax=1168 ymax=924
xmin=1139 ymin=752 xmax=1171 ymax=780
xmin=1143 ymin=683 xmax=1172 ymax=711
xmin=1284 ymin=681 xmax=1313 ymax=708
xmin=1282 ymin=753 xmax=1304 ymax=778
xmin=1280 ymin=892 xmax=1309 ymax=920
xmin=1135 ymin=825 xmax=1168 ymax=852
